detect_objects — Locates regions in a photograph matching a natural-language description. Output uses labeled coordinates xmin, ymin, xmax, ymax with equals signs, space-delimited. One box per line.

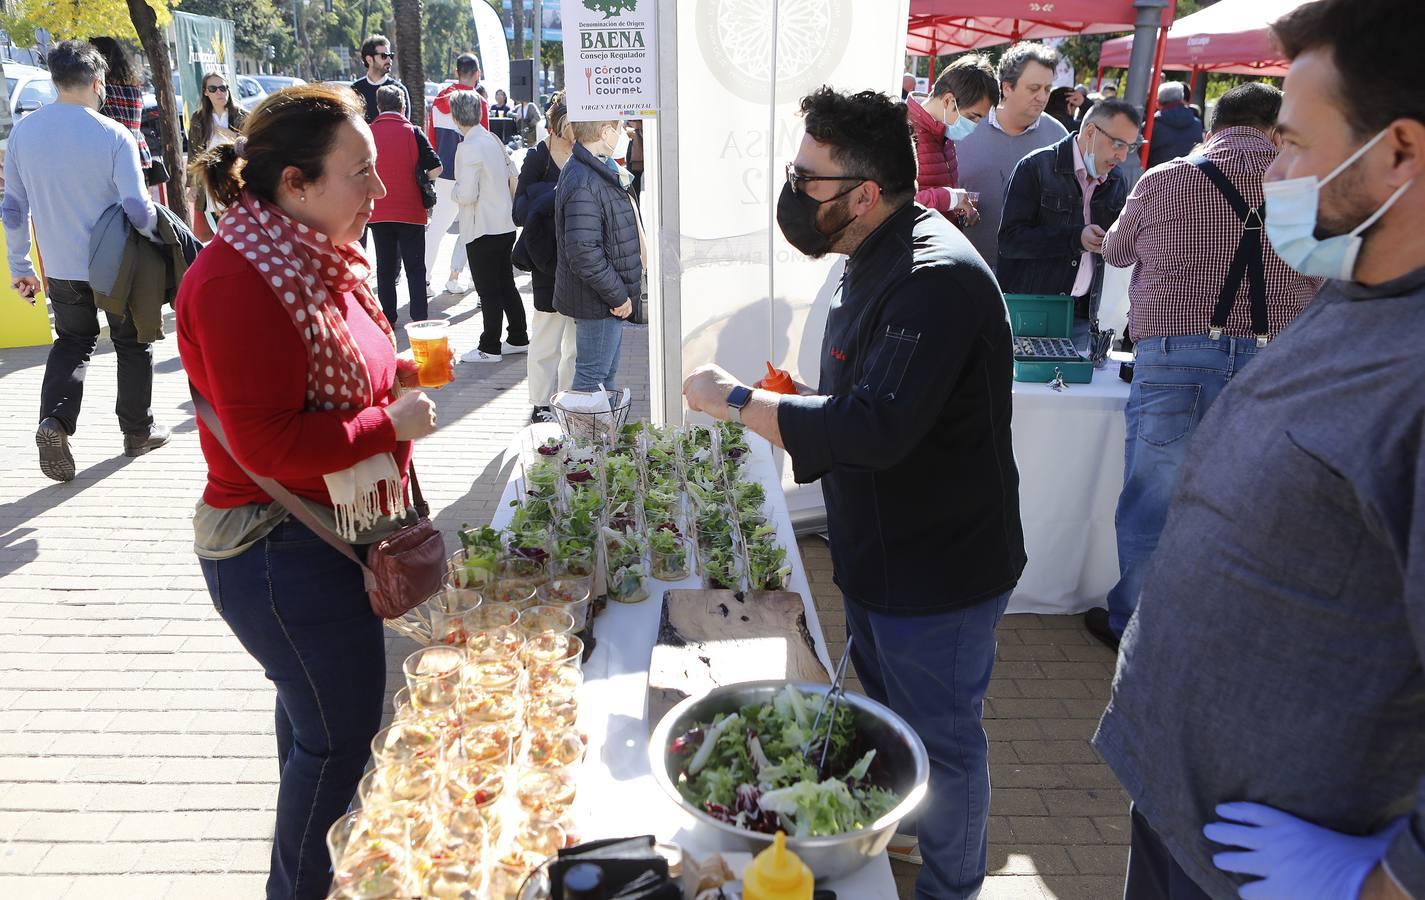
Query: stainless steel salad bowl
xmin=648 ymin=680 xmax=930 ymax=881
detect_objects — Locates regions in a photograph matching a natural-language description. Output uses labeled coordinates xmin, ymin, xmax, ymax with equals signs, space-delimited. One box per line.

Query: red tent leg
xmin=1095 ymin=65 xmax=1104 ymax=91
xmin=1140 ymin=1 xmax=1177 ymax=167
xmin=929 ymin=39 xmax=938 ymax=83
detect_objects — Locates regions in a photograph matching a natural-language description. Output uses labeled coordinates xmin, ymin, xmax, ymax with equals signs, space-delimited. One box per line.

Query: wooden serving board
xmin=647 ymin=589 xmax=829 ymax=729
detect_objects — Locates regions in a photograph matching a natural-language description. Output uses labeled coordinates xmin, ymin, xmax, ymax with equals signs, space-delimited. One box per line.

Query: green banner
xmin=171 ymin=11 xmax=237 ymax=125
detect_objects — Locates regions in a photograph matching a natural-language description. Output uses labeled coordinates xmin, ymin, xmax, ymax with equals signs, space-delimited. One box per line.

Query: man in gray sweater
xmin=2 ymin=41 xmax=169 ymax=482
xmin=956 ymin=42 xmax=1068 ymax=268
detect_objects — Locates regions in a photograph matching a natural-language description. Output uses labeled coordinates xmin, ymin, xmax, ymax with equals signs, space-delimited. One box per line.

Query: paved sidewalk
xmin=0 ymin=235 xmax=1127 ymax=898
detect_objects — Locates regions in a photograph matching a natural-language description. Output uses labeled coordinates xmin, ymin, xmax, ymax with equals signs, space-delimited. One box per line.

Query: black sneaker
xmin=124 ymin=423 xmax=172 ymax=458
xmin=1083 ymin=607 xmax=1120 ymax=652
xmin=36 ymin=417 xmax=75 ymax=482
xmin=530 ymin=406 xmax=556 ymax=424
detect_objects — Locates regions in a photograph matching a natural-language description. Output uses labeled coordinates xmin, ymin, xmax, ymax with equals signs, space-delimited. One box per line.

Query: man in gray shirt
xmin=955 ymin=42 xmax=1068 ymax=268
xmin=1094 ymin=1 xmax=1425 ymax=898
xmin=3 ymin=41 xmax=169 ymax=482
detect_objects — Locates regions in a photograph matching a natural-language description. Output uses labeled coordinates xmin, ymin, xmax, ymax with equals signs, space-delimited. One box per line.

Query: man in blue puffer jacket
xmin=553 ymin=118 xmax=645 ymax=393
xmin=1146 ymin=80 xmax=1205 ymax=169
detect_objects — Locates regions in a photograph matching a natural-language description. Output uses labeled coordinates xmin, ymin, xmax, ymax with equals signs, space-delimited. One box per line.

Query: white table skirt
xmin=489 ymin=425 xmax=899 ymax=898
xmin=781 ymin=370 xmax=1131 ymax=617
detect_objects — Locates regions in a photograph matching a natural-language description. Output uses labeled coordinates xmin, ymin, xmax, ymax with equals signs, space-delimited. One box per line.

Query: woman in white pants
xmin=512 ymin=95 xmax=576 ymax=423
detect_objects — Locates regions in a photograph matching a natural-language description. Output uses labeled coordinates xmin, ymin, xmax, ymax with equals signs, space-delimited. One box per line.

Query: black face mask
xmin=776 ymin=180 xmax=861 ymax=258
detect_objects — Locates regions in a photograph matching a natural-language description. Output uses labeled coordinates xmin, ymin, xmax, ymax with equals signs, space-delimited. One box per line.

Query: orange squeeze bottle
xmin=762 ymin=362 xmax=797 ymax=395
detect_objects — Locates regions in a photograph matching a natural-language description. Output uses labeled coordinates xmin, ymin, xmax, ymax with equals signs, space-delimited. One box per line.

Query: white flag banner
xmin=562 ymin=0 xmax=659 ymax=121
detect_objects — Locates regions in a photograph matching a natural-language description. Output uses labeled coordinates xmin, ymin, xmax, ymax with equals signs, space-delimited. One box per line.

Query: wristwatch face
xmin=727 ymin=386 xmax=753 ymax=410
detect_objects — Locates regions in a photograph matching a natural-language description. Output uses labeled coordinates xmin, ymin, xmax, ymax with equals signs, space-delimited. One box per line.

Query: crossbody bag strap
xmin=191 ymin=385 xmax=376 ymax=582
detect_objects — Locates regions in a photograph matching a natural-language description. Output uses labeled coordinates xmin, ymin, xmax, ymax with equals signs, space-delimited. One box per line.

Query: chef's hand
xmin=683 ymin=364 xmax=740 ymax=420
xmin=1203 ymin=802 xmax=1407 ymax=900
xmin=1081 ymin=224 xmax=1106 ymax=253
xmin=13 ymin=275 xmax=41 ymax=305
xmin=611 ymin=299 xmax=634 ymax=319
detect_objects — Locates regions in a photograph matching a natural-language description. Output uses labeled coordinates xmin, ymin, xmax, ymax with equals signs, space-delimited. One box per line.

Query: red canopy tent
xmin=1098 ymin=0 xmax=1309 ymax=78
xmin=906 ymin=0 xmax=1177 ymax=164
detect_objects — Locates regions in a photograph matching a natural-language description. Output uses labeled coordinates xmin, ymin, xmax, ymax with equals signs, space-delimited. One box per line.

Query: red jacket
xmin=371 ymin=111 xmax=437 ymax=225
xmin=176 ymin=239 xmax=415 ymax=511
xmin=907 ymin=96 xmax=959 ymax=213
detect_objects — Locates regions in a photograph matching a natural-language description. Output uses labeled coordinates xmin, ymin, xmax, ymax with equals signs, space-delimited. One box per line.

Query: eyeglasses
xmin=376 ymin=51 xmax=396 ymax=60
xmin=784 ymin=162 xmax=867 ymax=194
xmin=206 ymin=85 xmax=229 ymax=94
xmin=1094 ymin=128 xmax=1143 ymax=154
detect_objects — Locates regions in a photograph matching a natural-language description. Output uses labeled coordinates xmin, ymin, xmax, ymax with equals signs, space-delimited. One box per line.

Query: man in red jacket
xmin=907 ymin=55 xmax=998 ymax=226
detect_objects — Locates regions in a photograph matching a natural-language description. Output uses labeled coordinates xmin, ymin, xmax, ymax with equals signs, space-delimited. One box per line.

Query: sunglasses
xmin=206 ymin=85 xmax=229 ymax=94
xmin=784 ymin=162 xmax=867 ymax=193
xmin=376 ymin=51 xmax=395 ymax=60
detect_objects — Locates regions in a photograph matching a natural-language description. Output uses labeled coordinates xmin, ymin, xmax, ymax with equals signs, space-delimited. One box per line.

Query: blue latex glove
xmin=1203 ymin=802 xmax=1407 ymax=899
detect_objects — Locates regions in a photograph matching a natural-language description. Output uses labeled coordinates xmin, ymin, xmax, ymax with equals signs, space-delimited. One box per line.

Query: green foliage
xmin=584 ymin=0 xmax=637 ymax=18
xmin=423 ymin=0 xmax=477 ymax=79
xmin=178 ymin=0 xmax=285 ymax=59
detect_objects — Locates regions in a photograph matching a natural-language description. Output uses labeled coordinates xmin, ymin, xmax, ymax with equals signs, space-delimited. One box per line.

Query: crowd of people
xmin=5 ymin=0 xmax=1424 ymax=897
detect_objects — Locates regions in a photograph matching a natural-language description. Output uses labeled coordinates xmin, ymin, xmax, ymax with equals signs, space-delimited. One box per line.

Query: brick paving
xmin=0 ymin=233 xmax=1127 ymax=898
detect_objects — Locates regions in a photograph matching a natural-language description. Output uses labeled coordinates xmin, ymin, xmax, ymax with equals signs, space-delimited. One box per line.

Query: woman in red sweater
xmin=177 ymin=85 xmax=439 ymax=900
xmin=369 ymin=84 xmax=442 ymax=325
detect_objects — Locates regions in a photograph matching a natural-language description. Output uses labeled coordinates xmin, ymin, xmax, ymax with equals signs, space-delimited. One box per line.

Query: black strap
xmin=1189 ymin=155 xmax=1269 ymax=344
xmin=191 ymin=386 xmax=426 ymax=585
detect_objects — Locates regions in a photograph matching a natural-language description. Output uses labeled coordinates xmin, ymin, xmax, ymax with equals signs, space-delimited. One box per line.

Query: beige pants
xmin=424 ymin=179 xmax=460 ymax=278
xmin=527 ymin=310 xmax=577 ymax=408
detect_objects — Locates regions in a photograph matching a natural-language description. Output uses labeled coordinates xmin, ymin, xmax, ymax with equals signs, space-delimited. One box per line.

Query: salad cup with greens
xmin=649 ymin=525 xmax=690 ymax=581
xmin=602 ymin=527 xmax=648 ymax=603
xmin=453 ymin=526 xmax=502 ymax=588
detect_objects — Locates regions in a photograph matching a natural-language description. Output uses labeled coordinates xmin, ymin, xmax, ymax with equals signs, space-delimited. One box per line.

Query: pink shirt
xmin=1070 ymin=137 xmax=1107 ymax=297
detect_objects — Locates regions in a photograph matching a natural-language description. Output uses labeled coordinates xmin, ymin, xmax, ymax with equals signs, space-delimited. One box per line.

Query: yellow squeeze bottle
xmin=743 ymin=831 xmax=814 ymax=900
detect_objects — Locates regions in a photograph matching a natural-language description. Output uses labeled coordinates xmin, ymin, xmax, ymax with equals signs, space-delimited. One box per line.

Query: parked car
xmin=5 ymin=64 xmax=56 ymax=120
xmin=234 ymin=75 xmax=267 ymax=111
xmin=253 ymin=74 xmax=306 ymax=95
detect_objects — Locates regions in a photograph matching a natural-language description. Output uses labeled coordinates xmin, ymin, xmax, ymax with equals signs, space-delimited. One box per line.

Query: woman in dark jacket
xmin=514 ymin=93 xmax=575 ymax=423
xmin=553 ymin=118 xmax=644 ymax=393
xmin=187 ymin=72 xmax=248 ymax=240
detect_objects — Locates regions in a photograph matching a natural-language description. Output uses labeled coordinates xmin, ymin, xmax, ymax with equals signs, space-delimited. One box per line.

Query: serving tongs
xmin=802 ymin=636 xmax=854 ymax=776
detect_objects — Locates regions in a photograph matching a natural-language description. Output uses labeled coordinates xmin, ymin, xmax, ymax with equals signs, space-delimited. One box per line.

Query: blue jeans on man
xmin=571 ymin=315 xmax=624 ymax=392
xmin=1106 ymin=335 xmax=1262 ymax=636
xmin=843 ymin=589 xmax=1011 ymax=900
xmin=198 ymin=518 xmax=386 ymax=900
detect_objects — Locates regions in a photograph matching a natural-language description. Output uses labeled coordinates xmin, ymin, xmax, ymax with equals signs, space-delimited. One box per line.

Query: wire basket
xmin=551 ymin=389 xmax=632 ymax=446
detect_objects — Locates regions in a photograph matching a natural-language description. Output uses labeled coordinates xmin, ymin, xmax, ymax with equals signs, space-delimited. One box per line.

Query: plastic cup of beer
xmin=404 ymin=320 xmax=453 ymax=388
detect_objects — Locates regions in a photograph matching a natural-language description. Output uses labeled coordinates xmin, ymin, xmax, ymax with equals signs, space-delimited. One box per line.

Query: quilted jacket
xmin=553 ymin=142 xmax=644 ymax=320
xmin=907 ymin=96 xmax=958 ymax=214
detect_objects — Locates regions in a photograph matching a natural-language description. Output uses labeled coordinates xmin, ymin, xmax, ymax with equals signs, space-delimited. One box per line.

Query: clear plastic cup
xmin=404 ymin=320 xmax=453 ymax=388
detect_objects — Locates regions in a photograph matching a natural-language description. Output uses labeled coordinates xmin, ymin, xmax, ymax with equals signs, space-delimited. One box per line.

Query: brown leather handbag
xmin=193 ymin=388 xmax=447 ymax=620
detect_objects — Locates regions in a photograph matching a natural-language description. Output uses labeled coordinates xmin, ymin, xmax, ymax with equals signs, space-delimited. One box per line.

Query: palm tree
xmin=512 ymin=0 xmax=525 ymax=59
xmin=393 ymin=0 xmax=427 ymax=126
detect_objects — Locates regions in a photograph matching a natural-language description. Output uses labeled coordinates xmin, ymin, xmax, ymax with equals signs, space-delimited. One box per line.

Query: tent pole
xmin=929 ymin=38 xmax=938 ymax=82
xmin=1139 ymin=0 xmax=1176 ymax=166
xmin=1095 ymin=65 xmax=1104 ymax=91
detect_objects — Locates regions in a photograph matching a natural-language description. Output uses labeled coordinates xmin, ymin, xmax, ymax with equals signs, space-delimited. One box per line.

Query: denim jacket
xmin=995 ymin=133 xmax=1128 ymax=301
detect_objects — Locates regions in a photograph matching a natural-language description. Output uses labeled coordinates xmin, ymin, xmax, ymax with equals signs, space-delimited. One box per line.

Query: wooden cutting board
xmin=647 ymin=590 xmax=830 ymax=730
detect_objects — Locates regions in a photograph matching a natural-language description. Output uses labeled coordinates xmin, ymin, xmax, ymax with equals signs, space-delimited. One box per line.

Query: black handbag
xmin=145 ymin=157 xmax=171 ymax=187
xmin=415 ymin=129 xmax=438 ymax=210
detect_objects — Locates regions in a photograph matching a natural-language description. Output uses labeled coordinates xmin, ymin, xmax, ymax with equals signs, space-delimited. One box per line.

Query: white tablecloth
xmin=490 ymin=425 xmax=899 ymax=898
xmin=781 ymin=369 xmax=1131 ymax=616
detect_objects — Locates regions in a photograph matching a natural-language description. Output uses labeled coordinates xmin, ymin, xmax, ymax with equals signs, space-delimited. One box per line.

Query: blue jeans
xmin=1106 ymin=335 xmax=1261 ymax=636
xmin=844 ymin=590 xmax=1011 ymax=900
xmin=571 ymin=315 xmax=624 ymax=393
xmin=199 ymin=518 xmax=386 ymax=900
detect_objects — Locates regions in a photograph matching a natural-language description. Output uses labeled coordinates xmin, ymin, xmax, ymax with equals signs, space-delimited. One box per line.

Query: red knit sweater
xmin=176 ymin=239 xmax=415 ymax=510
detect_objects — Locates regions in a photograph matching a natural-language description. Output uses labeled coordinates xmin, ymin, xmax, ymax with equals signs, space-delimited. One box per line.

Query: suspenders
xmin=1188 ymin=155 xmax=1270 ymax=347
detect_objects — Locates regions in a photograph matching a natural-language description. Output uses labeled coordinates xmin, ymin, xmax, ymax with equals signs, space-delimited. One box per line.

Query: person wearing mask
xmin=1094 ymin=2 xmax=1425 ymax=898
xmin=1046 ymin=85 xmax=1079 ymax=132
xmin=682 ymin=87 xmax=1023 ymax=900
xmin=426 ymin=53 xmax=488 ymax=294
xmin=514 ymin=93 xmax=576 ymax=422
xmin=187 ymin=72 xmax=247 ymax=240
xmin=957 ymin=42 xmax=1069 ymax=267
xmin=90 ymin=37 xmax=153 ymax=184
xmin=449 ymin=90 xmax=527 ymax=363
xmin=3 ymin=40 xmax=169 ymax=482
xmin=1146 ymin=80 xmax=1206 ymax=169
xmin=1083 ymin=83 xmax=1320 ymax=650
xmin=553 ymin=117 xmax=643 ymax=393
xmin=179 ymin=84 xmax=440 ymax=900
xmin=907 ymin=54 xmax=997 ymax=226
xmin=368 ymin=84 xmax=442 ymax=326
xmin=350 ymin=34 xmax=410 ymax=124
xmin=996 ymin=99 xmax=1139 ymax=339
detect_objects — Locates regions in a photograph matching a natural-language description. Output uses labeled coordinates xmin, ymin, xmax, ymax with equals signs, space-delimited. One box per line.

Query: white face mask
xmin=1263 ymin=127 xmax=1414 ymax=281
xmin=605 ymin=125 xmax=630 ymax=160
xmin=943 ymin=97 xmax=976 ymax=141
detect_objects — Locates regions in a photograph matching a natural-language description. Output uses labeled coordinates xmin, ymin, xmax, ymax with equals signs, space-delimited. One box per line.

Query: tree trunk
xmin=126 ymin=0 xmax=189 ymax=227
xmin=512 ymin=0 xmax=525 ymax=60
xmin=393 ymin=0 xmax=427 ymax=127
xmin=359 ymin=0 xmax=373 ymax=57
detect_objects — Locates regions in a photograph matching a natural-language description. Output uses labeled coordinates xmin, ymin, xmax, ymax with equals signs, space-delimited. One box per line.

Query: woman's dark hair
xmin=1272 ymin=0 xmax=1425 ymax=136
xmin=192 ymin=84 xmax=366 ymax=207
xmin=800 ymin=86 xmax=917 ymax=201
xmin=932 ymin=54 xmax=999 ymax=109
xmin=88 ymin=37 xmax=138 ymax=87
xmin=48 ymin=40 xmax=107 ymax=91
xmin=1045 ymin=86 xmax=1074 ymax=119
xmin=192 ymin=72 xmax=242 ymax=149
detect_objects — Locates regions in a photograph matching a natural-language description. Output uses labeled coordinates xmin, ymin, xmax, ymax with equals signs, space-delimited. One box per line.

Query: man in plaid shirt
xmin=1084 ymin=83 xmax=1322 ymax=648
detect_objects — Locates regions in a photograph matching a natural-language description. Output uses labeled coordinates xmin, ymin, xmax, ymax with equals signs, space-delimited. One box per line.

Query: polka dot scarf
xmin=216 ymin=191 xmax=394 ymax=410
xmin=216 ymin=192 xmax=403 ymax=540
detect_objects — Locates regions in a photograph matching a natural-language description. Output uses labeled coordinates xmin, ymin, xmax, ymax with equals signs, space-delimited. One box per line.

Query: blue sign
xmin=501 ymin=0 xmax=564 ymax=43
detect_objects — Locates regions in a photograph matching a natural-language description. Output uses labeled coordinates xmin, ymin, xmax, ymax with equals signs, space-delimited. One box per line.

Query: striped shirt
xmin=100 ymin=83 xmax=151 ymax=169
xmin=1101 ymin=127 xmax=1320 ymax=341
